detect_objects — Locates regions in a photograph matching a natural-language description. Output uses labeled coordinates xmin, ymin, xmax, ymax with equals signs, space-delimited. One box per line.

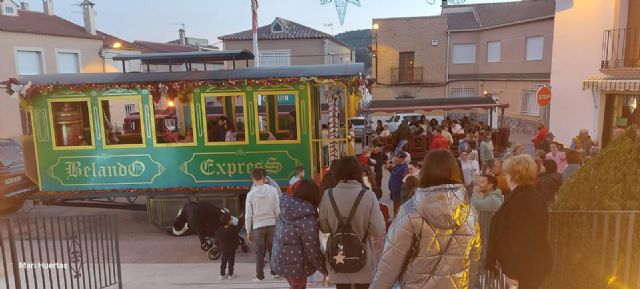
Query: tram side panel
xmin=30 ymin=84 xmax=312 ymax=196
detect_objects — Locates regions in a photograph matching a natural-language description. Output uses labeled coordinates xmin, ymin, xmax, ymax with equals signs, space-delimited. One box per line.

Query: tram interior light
xmin=168 ymin=100 xmax=175 ymax=107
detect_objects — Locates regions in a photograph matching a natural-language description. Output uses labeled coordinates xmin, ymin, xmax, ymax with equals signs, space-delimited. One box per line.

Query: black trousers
xmin=220 ymin=247 xmax=236 ymax=276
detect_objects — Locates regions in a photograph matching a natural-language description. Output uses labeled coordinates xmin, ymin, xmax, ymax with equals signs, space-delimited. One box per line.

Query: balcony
xmin=601 ymin=27 xmax=640 ymax=69
xmin=390 ymin=67 xmax=424 ymax=83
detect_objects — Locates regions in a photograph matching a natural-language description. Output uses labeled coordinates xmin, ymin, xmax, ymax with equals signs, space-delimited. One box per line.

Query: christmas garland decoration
xmin=32 ymin=185 xmax=287 ymax=198
xmin=3 ymin=76 xmax=368 ymax=110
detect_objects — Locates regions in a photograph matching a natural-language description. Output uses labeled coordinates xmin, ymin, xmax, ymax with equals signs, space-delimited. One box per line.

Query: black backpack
xmin=326 ymin=189 xmax=368 ymax=273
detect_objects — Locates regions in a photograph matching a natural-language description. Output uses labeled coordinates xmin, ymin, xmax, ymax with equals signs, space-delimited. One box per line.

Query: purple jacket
xmin=271 ymin=195 xmax=324 ymax=278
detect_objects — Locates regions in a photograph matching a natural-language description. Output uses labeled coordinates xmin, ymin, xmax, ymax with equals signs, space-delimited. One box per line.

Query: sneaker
xmin=252 ymin=278 xmax=264 ymax=282
xmin=227 ymin=274 xmax=236 ymax=280
xmin=272 ymin=274 xmax=281 ymax=280
xmin=219 ymin=275 xmax=227 ymax=280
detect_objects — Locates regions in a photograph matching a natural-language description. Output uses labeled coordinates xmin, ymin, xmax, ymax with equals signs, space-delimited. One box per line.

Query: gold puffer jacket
xmin=370 ymin=184 xmax=481 ymax=289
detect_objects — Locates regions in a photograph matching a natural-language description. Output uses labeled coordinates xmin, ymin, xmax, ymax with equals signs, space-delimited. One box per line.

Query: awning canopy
xmin=583 ymin=76 xmax=640 ymax=92
xmin=365 ymin=96 xmax=509 ymax=113
xmin=112 ymin=50 xmax=254 ymax=64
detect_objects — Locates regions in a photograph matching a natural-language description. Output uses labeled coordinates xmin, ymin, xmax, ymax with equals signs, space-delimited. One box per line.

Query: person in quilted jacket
xmin=271 ymin=179 xmax=327 ymax=289
xmin=370 ymin=150 xmax=481 ymax=289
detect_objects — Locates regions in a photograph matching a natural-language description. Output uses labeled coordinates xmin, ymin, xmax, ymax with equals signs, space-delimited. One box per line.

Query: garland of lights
xmin=4 ymin=76 xmax=366 ymax=109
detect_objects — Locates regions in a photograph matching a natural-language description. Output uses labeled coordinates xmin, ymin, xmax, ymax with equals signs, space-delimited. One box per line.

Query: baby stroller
xmin=170 ymin=201 xmax=248 ymax=260
xmin=202 ymin=211 xmax=249 ymax=261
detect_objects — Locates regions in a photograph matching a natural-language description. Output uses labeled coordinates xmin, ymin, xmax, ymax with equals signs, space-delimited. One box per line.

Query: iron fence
xmin=0 ymin=215 xmax=122 ymax=289
xmin=477 ymin=211 xmax=640 ymax=289
xmin=391 ymin=67 xmax=424 ymax=83
xmin=601 ymin=27 xmax=640 ymax=69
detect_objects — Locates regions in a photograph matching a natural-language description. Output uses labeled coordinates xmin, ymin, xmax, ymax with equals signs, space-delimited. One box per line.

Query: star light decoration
xmin=321 ymin=0 xmax=361 ymax=25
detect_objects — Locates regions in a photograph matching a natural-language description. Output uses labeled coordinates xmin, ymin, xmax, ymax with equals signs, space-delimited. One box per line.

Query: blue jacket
xmin=271 ymin=195 xmax=324 ymax=278
xmin=388 ymin=162 xmax=408 ymax=199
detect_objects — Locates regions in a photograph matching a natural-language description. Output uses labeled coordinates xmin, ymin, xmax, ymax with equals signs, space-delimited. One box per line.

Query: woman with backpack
xmin=318 ymin=156 xmax=386 ymax=289
xmin=369 ymin=149 xmax=481 ymax=289
xmin=271 ymin=179 xmax=328 ymax=289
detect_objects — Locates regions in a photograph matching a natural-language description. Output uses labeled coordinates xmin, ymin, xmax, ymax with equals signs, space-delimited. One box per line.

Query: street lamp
xmin=372 ymin=23 xmax=379 ymax=83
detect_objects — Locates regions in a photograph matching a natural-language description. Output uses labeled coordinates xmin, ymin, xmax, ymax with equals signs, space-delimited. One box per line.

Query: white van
xmin=348 ymin=117 xmax=367 ymax=137
xmin=386 ymin=113 xmax=423 ymax=132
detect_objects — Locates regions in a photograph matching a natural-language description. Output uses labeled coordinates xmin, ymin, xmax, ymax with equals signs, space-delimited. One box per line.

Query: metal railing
xmin=477 ymin=211 xmax=640 ymax=289
xmin=391 ymin=67 xmax=424 ymax=83
xmin=601 ymin=27 xmax=640 ymax=69
xmin=0 ymin=215 xmax=122 ymax=289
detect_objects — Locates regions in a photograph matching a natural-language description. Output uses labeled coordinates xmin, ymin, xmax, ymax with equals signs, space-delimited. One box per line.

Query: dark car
xmin=0 ymin=138 xmax=37 ymax=214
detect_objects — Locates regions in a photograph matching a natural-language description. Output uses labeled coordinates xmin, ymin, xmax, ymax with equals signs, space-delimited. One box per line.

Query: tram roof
xmin=15 ymin=63 xmax=365 ymax=86
xmin=112 ymin=50 xmax=255 ymax=64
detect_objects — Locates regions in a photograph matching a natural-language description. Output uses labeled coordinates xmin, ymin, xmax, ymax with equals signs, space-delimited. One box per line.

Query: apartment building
xmin=0 ymin=0 xmax=142 ymax=139
xmin=219 ymin=17 xmax=353 ymax=68
xmin=551 ymin=0 xmax=640 ymax=147
xmin=371 ymin=0 xmax=555 ymax=134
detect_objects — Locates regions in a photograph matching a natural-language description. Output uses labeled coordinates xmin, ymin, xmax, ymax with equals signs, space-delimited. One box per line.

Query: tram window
xmin=203 ymin=94 xmax=246 ymax=143
xmin=256 ymin=93 xmax=298 ymax=141
xmin=151 ymin=97 xmax=195 ymax=145
xmin=50 ymin=101 xmax=93 ymax=147
xmin=100 ymin=97 xmax=145 ymax=147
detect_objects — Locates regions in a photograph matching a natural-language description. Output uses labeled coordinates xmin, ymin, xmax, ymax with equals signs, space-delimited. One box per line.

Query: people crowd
xmin=207 ymin=119 xmax=598 ymax=289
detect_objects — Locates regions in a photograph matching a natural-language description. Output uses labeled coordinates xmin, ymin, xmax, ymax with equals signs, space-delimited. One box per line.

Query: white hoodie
xmin=245 ymin=184 xmax=280 ymax=234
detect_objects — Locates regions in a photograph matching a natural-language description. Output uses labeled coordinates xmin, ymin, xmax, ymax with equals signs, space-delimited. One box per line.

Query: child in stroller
xmin=170 ymin=201 xmax=248 ymax=260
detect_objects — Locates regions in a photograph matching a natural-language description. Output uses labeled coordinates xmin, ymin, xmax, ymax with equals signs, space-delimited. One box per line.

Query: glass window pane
xmin=51 ymin=101 xmax=92 ymax=147
xmin=487 ymin=41 xmax=501 ymax=63
xmin=526 ymin=36 xmax=544 ymax=61
xmin=16 ymin=50 xmax=42 ymax=76
xmin=204 ymin=95 xmax=245 ymax=143
xmin=101 ymin=98 xmax=144 ymax=146
xmin=57 ymin=52 xmax=80 ymax=73
xmin=452 ymin=44 xmax=476 ymax=64
xmin=153 ymin=97 xmax=194 ymax=144
xmin=257 ymin=93 xmax=298 ymax=141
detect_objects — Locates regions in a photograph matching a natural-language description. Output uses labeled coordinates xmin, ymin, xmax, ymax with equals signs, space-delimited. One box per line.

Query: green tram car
xmin=11 ymin=63 xmax=365 ymax=226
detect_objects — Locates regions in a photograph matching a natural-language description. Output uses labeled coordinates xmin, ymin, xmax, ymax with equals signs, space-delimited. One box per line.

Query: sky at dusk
xmin=23 ymin=0 xmax=519 ymax=45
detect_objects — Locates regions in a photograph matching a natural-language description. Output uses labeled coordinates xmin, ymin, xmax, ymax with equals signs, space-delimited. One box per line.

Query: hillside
xmin=335 ymin=29 xmax=372 ymax=73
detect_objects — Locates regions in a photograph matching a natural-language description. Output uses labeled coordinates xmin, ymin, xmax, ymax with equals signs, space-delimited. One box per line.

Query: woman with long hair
xmin=370 ymin=150 xmax=481 ymax=289
xmin=318 ymin=156 xmax=386 ymax=289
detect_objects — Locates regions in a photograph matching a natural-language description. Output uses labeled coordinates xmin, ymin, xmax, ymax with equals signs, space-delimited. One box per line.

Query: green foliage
xmin=555 ymin=126 xmax=640 ymax=211
xmin=335 ymin=29 xmax=372 ymax=72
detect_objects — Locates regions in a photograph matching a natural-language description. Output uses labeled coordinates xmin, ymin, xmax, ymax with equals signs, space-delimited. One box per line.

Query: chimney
xmin=42 ymin=0 xmax=53 ymax=15
xmin=179 ymin=29 xmax=186 ymax=45
xmin=82 ymin=0 xmax=96 ymax=35
xmin=20 ymin=2 xmax=29 ymax=10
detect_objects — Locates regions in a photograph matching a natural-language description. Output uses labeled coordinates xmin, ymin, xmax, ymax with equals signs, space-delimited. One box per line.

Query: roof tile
xmin=219 ymin=17 xmax=351 ymax=48
xmin=447 ymin=0 xmax=555 ymax=30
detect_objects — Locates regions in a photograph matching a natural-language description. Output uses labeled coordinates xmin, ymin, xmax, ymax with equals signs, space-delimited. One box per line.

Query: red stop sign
xmin=537 ymin=86 xmax=551 ymax=107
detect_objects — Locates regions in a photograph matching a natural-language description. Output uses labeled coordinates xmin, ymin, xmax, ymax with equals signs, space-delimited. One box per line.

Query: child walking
xmin=216 ymin=212 xmax=242 ymax=280
xmin=271 ymin=179 xmax=327 ymax=289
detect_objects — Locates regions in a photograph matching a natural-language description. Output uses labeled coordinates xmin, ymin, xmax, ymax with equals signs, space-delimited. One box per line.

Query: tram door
xmin=309 ymin=84 xmax=349 ymax=180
